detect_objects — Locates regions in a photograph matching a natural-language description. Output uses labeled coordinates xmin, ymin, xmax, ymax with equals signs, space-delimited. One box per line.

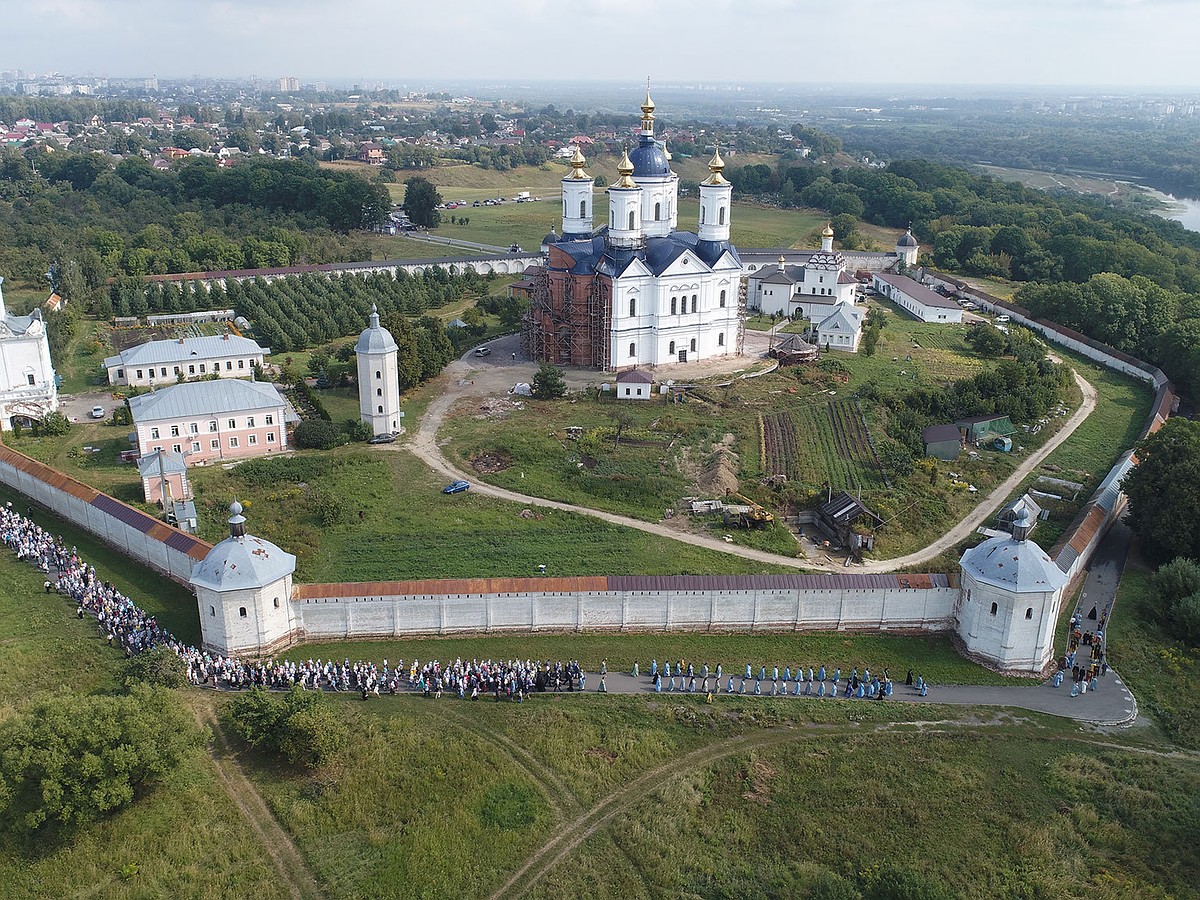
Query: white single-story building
xmin=615 ymin=368 xmax=654 ymax=399
xmin=872 ymin=273 xmax=963 ymax=324
xmin=104 ymin=334 xmax=269 ymax=387
xmin=814 ymin=305 xmax=864 ymax=353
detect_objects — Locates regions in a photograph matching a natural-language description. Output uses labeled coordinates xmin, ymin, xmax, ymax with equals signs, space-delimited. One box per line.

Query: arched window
xmin=669 ymin=341 xmax=676 ymax=354
xmin=376 ymin=370 xmax=381 ymax=379
xmin=580 ymin=199 xmax=586 ymax=218
xmin=654 ymin=201 xmax=661 ymax=221
xmin=378 ymin=405 xmax=383 ymax=413
xmin=629 ymin=298 xmax=636 ymax=317
xmin=1025 ymin=607 xmax=1034 ymax=620
xmin=990 ymin=602 xmax=998 ymax=616
xmin=210 ymin=605 xmax=215 ymax=617
xmin=629 ymin=342 xmax=636 ymax=357
xmin=691 ymin=295 xmax=697 ymax=313
xmin=274 ymin=598 xmax=281 ymax=609
xmin=718 ymin=332 xmax=725 ymax=346
xmin=628 ymin=210 xmax=635 ymax=230
xmin=701 ymin=207 xmax=706 ymax=224
xmin=718 ymin=206 xmax=725 ymax=225
xmin=670 ymin=297 xmax=677 ymax=315
xmin=719 ymin=290 xmax=726 ymax=308
xmin=690 ymin=338 xmax=697 ymax=352
xmin=239 ymin=607 xmax=247 ymax=618
xmin=377 ymin=388 xmax=383 ymax=396
xmin=610 ymin=210 xmax=615 ymax=227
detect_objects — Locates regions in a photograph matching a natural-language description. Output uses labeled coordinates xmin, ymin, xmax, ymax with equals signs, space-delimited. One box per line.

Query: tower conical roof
xmin=355 ymin=304 xmax=397 ymax=354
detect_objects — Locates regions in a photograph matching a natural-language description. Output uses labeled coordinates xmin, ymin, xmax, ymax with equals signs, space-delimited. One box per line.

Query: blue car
xmin=442 ymin=480 xmax=470 ymax=494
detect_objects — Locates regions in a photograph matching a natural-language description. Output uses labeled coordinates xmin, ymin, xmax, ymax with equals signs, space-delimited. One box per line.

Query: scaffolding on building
xmin=735 ymin=275 xmax=748 ymax=357
xmin=520 ymin=264 xmax=611 ymax=369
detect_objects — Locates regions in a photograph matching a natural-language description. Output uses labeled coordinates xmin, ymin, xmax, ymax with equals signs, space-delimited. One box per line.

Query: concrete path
xmin=407 ymin=361 xmax=1099 ymax=574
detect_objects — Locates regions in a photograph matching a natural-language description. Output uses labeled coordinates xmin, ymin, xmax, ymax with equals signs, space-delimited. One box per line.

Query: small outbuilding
xmin=956 ymin=414 xmax=1016 ymax=443
xmin=615 ymin=368 xmax=654 ymax=399
xmin=816 ymin=491 xmax=884 ymax=546
xmin=922 ymin=424 xmax=963 ymax=461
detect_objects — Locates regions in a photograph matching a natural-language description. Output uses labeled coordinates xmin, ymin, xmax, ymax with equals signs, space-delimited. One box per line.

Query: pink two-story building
xmin=128 ymin=379 xmax=293 ymax=465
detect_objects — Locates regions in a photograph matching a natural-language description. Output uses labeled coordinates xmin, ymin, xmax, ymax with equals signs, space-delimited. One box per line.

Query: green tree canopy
xmin=1125 ymin=419 xmax=1200 ymax=563
xmin=531 ymin=363 xmax=567 ymax=400
xmin=403 ymin=176 xmax=442 ymax=229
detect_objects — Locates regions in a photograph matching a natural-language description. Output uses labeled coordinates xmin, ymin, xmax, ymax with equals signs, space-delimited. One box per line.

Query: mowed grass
xmin=282 ymin=630 xmax=1011 ymax=686
xmin=186 ymin=448 xmax=799 ymax=582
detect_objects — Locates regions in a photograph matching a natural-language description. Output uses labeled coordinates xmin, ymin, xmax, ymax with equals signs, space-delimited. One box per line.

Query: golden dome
xmin=822 ymin=222 xmax=835 ymax=238
xmin=701 ymin=143 xmax=729 ymax=186
xmin=640 ymin=78 xmax=655 ymax=132
xmin=567 ymin=144 xmax=589 ymax=180
xmin=614 ymin=145 xmax=637 ymax=188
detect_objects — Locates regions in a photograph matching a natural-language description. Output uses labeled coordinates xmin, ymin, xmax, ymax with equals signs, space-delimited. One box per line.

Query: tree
xmin=124 ymin=646 xmax=187 ymax=688
xmin=531 ymin=363 xmax=567 ymax=400
xmin=227 ymin=686 xmax=348 ymax=769
xmin=0 ymin=686 xmax=198 ymax=839
xmin=966 ymin=324 xmax=1007 ymax=357
xmin=403 ymin=176 xmax=442 ymax=229
xmin=1124 ymin=419 xmax=1200 ymax=563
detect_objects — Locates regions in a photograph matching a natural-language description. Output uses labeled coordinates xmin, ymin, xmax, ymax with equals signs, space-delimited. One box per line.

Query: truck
xmin=514 ymin=191 xmax=530 ymax=201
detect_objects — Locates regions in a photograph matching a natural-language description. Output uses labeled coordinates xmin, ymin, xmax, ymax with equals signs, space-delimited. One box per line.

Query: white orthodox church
xmin=523 ymin=86 xmax=744 ymax=370
xmin=0 ymin=276 xmax=59 ymax=429
xmin=355 ymin=304 xmax=402 ymax=436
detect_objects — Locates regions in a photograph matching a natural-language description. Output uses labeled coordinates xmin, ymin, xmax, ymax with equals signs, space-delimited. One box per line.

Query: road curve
xmin=406 ymin=361 xmax=1098 ymax=574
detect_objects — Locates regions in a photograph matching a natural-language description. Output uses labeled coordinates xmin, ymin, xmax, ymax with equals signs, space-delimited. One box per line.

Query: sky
xmin=10 ymin=0 xmax=1200 ymax=90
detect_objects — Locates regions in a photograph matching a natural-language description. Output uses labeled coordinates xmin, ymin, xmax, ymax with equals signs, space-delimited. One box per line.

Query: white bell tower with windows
xmin=355 ymin=304 xmax=401 ymax=436
xmin=561 ymin=145 xmax=594 ymax=238
xmin=607 ymin=147 xmax=644 ymax=250
xmin=697 ymin=146 xmax=732 ymax=243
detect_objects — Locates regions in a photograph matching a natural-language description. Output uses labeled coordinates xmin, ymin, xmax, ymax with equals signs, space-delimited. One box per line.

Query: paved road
xmin=400 ymin=231 xmax=512 ymax=254
xmin=407 ymin=360 xmax=1099 ymax=574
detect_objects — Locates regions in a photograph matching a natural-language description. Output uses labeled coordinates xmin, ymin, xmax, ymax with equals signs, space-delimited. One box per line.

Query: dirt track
xmin=407 ymin=350 xmax=1099 ymax=574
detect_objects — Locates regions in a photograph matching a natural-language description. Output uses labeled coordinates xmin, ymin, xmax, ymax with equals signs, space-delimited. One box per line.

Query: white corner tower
xmin=956 ymin=511 xmax=1069 ymax=673
xmin=0 ymin=275 xmax=59 ymax=430
xmin=607 ymin=146 xmax=644 ymax=250
xmin=191 ymin=501 xmax=298 ymax=655
xmin=561 ymin=145 xmax=593 ymax=238
xmin=821 ymin=222 xmax=835 ymax=253
xmin=697 ymin=145 xmax=732 ymax=243
xmin=896 ymin=226 xmax=919 ymax=267
xmin=356 ymin=304 xmax=401 ymax=436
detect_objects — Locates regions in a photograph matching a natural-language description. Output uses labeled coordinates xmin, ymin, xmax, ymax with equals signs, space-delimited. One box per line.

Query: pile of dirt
xmin=471 ymin=450 xmax=513 ymax=474
xmin=696 ymin=433 xmax=740 ymax=497
xmin=474 ymin=397 xmax=524 ymax=420
xmin=741 ymin=759 xmax=775 ymax=806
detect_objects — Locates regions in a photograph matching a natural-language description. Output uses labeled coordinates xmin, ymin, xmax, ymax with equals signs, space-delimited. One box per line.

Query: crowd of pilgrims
xmin=4 ymin=500 xmax=934 ymax=702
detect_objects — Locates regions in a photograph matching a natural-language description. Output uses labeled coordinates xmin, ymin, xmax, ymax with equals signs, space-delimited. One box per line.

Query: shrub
xmin=0 ymin=686 xmax=198 ymax=839
xmin=294 ymin=419 xmax=342 ymax=450
xmin=124 ymin=645 xmax=187 ymax=688
xmin=227 ymin=686 xmax=348 ymax=769
xmin=35 ymin=411 xmax=71 ymax=436
xmin=531 ymin=363 xmax=566 ymax=400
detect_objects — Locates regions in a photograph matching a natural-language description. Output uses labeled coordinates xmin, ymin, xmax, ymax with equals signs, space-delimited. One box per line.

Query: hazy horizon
xmin=9 ymin=0 xmax=1200 ymax=91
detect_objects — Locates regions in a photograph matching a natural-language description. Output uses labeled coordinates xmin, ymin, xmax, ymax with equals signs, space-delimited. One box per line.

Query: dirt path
xmin=409 ymin=362 xmax=1099 ymax=574
xmin=191 ymin=699 xmax=325 ymax=900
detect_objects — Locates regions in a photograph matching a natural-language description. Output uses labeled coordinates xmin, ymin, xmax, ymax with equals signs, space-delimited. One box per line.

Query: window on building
xmin=628 ymin=210 xmax=635 ymax=230
xmin=990 ymin=602 xmax=998 ymax=616
xmin=629 ymin=298 xmax=636 ymax=317
xmin=378 ymin=405 xmax=383 ymax=413
xmin=117 ymin=368 xmax=124 ymax=379
xmin=636 ymin=388 xmax=642 ymax=396
xmin=210 ymin=605 xmax=215 ymax=617
xmin=199 ymin=364 xmax=206 ymax=373
xmin=246 ymin=417 xmax=254 ymax=427
xmin=188 ymin=365 xmax=195 ymax=374
xmin=376 ymin=370 xmax=381 ymax=379
xmin=654 ymin=201 xmax=661 ymax=220
xmin=227 ymin=419 xmax=236 ymax=429
xmin=265 ymin=415 xmax=273 ymax=426
xmin=579 ymin=199 xmax=586 ymax=218
xmin=670 ymin=296 xmax=677 ymax=315
xmin=1026 ymin=607 xmax=1034 ymax=620
xmin=229 ymin=437 xmax=239 ymax=448
xmin=136 ymin=369 xmax=144 ymax=380
xmin=718 ymin=332 xmax=724 ymax=346
xmin=160 ymin=367 xmax=167 ymax=377
xmin=691 ymin=295 xmax=697 ymax=313
xmin=267 ymin=432 xmax=275 ymax=443
xmin=150 ymin=427 xmax=160 ymax=439
xmin=209 ymin=420 xmax=218 ymax=432
xmin=629 ymin=342 xmax=636 ymax=357
xmin=274 ymin=598 xmax=280 ymax=609
xmin=249 ymin=434 xmax=257 ymax=445
xmin=719 ymin=290 xmax=726 ymax=308
xmin=690 ymin=338 xmax=696 ymax=352
xmin=718 ymin=206 xmax=725 ymax=225
xmin=172 ymin=444 xmax=181 ymax=453
xmin=239 ymin=607 xmax=247 ymax=618
xmin=669 ymin=341 xmax=676 ymax=354
xmin=377 ymin=388 xmax=383 ymax=396
xmin=189 ymin=423 xmax=198 ymax=434
xmin=210 ymin=439 xmax=219 ymax=449
xmin=174 ymin=366 xmax=180 ymax=375
xmin=192 ymin=442 xmax=200 ymax=452
xmin=226 ymin=361 xmax=233 ymax=370
xmin=238 ymin=359 xmax=245 ymax=369
xmin=701 ymin=207 xmax=706 ymax=224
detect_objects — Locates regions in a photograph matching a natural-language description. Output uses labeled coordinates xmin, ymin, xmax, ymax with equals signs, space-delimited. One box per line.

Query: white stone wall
xmin=291 ymin=585 xmax=959 ymax=641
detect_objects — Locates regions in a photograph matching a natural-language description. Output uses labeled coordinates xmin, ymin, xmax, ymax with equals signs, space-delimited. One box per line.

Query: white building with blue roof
xmin=104 ymin=333 xmax=269 ymax=387
xmin=523 ymin=87 xmax=743 ymax=369
xmin=0 ymin=276 xmax=58 ymax=430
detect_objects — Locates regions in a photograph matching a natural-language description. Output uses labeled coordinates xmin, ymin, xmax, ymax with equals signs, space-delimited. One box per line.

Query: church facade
xmin=522 ymin=88 xmax=744 ymax=370
xmin=0 ymin=277 xmax=58 ymax=430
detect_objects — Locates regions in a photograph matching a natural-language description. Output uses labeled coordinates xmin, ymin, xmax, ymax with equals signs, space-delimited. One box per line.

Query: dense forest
xmin=0 ymin=150 xmax=390 ymax=285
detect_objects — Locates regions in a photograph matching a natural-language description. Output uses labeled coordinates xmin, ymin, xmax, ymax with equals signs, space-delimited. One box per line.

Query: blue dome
xmin=629 ymin=136 xmax=670 ymax=177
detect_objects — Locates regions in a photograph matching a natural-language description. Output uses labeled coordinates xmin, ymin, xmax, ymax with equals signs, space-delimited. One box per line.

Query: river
xmin=1135 ymin=185 xmax=1200 ymax=232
